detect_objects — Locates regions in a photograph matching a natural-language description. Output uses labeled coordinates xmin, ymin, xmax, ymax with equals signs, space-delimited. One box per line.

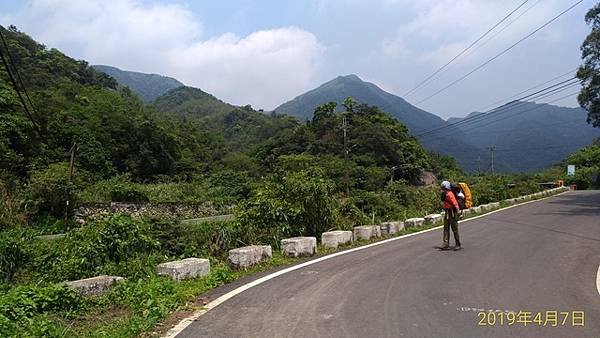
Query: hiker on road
xmin=441 ymin=180 xmax=461 ymax=250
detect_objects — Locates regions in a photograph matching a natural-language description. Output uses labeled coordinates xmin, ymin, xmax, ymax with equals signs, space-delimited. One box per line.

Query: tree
xmin=577 ymin=3 xmax=600 ymax=127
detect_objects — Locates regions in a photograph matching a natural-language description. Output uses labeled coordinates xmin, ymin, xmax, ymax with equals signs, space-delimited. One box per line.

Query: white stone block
xmin=471 ymin=206 xmax=482 ymax=213
xmin=321 ymin=231 xmax=353 ymax=248
xmin=157 ymin=258 xmax=210 ymax=281
xmin=65 ymin=275 xmax=124 ymax=296
xmin=373 ymin=225 xmax=382 ymax=237
xmin=380 ymin=222 xmax=399 ymax=235
xmin=393 ymin=221 xmax=405 ymax=232
xmin=353 ymin=226 xmax=374 ymax=240
xmin=488 ymin=202 xmax=500 ymax=209
xmin=228 ymin=245 xmax=272 ymax=270
xmin=281 ymin=237 xmax=316 ymax=257
xmin=424 ymin=214 xmax=443 ymax=224
xmin=405 ymin=218 xmax=425 ymax=227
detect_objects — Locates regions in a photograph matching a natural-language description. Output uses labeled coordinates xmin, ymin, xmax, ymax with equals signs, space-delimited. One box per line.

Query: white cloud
xmin=3 ymin=0 xmax=324 ymax=110
xmin=381 ymin=0 xmax=565 ymax=67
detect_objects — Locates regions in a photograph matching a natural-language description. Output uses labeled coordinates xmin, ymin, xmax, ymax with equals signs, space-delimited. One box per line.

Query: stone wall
xmin=74 ymin=202 xmax=234 ymax=223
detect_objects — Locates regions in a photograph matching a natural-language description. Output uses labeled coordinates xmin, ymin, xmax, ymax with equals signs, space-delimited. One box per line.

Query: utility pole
xmin=476 ymin=156 xmax=482 ymax=176
xmin=487 ymin=146 xmax=496 ymax=174
xmin=342 ymin=115 xmax=350 ymax=197
xmin=64 ymin=142 xmax=77 ymax=229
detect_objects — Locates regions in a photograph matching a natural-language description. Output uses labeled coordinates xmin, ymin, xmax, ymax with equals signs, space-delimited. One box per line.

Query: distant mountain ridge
xmin=274 ymin=74 xmax=490 ymax=171
xmin=97 ymin=67 xmax=599 ymax=173
xmin=151 ymin=86 xmax=238 ymax=117
xmin=448 ymin=101 xmax=600 ymax=172
xmin=92 ymin=65 xmax=183 ymax=102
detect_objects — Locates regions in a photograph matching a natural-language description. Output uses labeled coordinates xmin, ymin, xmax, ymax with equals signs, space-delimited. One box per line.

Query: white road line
xmin=163 ymin=190 xmax=569 ymax=338
xmin=596 ymin=265 xmax=600 ymax=297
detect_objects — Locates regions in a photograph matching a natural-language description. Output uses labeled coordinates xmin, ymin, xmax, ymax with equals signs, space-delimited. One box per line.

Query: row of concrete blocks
xmin=67 ymin=188 xmax=571 ymax=296
xmin=65 ymin=257 xmax=213 ymax=296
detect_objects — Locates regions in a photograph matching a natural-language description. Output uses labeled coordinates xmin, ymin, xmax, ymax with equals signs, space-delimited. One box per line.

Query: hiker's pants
xmin=443 ymin=208 xmax=460 ymax=246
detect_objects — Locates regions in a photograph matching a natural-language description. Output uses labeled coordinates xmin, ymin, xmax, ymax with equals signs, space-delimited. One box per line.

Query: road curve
xmin=178 ymin=191 xmax=600 ymax=338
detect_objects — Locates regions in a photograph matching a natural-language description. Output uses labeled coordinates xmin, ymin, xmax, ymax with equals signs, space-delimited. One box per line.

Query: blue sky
xmin=0 ymin=0 xmax=592 ymax=118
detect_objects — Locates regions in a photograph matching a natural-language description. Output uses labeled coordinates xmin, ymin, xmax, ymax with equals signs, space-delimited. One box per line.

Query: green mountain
xmin=0 ymin=26 xmax=190 ymax=182
xmin=449 ymin=102 xmax=600 ymax=172
xmin=151 ymin=86 xmax=237 ymax=118
xmin=274 ymin=74 xmax=490 ymax=172
xmin=92 ymin=65 xmax=183 ymax=102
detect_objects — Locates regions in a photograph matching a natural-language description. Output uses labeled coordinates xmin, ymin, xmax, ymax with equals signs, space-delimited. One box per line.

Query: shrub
xmin=0 ymin=182 xmax=27 ymax=228
xmin=42 ymin=215 xmax=160 ymax=281
xmin=0 ymin=284 xmax=84 ymax=322
xmin=0 ymin=234 xmax=28 ymax=282
xmin=0 ymin=283 xmax=84 ymax=336
xmin=237 ymin=169 xmax=338 ymax=246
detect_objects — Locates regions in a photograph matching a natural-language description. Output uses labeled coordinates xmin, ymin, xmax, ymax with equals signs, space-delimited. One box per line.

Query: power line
xmin=420 ymin=90 xmax=580 ymax=143
xmin=455 ymin=90 xmax=581 ymax=134
xmin=414 ymin=77 xmax=578 ymax=137
xmin=403 ymin=0 xmax=531 ymax=98
xmin=474 ymin=68 xmax=577 ymax=113
xmin=457 ymin=0 xmax=544 ymax=68
xmin=0 ymin=28 xmax=42 ymax=137
xmin=0 ymin=26 xmax=38 ymax=117
xmin=414 ymin=0 xmax=585 ymax=106
xmin=448 ymin=83 xmax=581 ymax=134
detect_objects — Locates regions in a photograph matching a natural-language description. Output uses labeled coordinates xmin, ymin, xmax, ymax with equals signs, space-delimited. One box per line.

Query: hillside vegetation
xmin=92 ymin=64 xmax=184 ymax=102
xmin=0 ymin=26 xmax=579 ymax=338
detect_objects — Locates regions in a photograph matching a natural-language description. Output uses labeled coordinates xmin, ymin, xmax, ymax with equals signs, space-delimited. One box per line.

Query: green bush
xmin=179 ymin=221 xmax=251 ymax=259
xmin=0 ymin=181 xmax=26 ymax=229
xmin=237 ymin=169 xmax=338 ymax=246
xmin=41 ymin=215 xmax=160 ymax=281
xmin=0 ymin=283 xmax=84 ymax=337
xmin=0 ymin=234 xmax=28 ymax=282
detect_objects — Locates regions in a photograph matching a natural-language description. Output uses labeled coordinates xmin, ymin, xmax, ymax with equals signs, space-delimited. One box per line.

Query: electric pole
xmin=64 ymin=142 xmax=77 ymax=229
xmin=342 ymin=115 xmax=350 ymax=197
xmin=487 ymin=146 xmax=496 ymax=174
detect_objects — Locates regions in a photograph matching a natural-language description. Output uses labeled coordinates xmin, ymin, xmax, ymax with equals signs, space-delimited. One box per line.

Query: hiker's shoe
xmin=453 ymin=245 xmax=462 ymax=251
xmin=440 ymin=246 xmax=451 ymax=250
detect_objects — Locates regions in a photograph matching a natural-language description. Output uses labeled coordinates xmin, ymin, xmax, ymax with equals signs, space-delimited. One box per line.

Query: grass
xmin=2 ymin=187 xmax=567 ymax=338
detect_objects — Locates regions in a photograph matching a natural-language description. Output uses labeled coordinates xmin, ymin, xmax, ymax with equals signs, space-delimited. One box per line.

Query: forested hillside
xmin=0 ymin=25 xmax=572 ymax=338
xmin=449 ymin=102 xmax=600 ymax=172
xmin=92 ymin=65 xmax=183 ymax=102
xmin=0 ymin=26 xmax=460 ymax=225
xmin=274 ymin=75 xmax=497 ymax=172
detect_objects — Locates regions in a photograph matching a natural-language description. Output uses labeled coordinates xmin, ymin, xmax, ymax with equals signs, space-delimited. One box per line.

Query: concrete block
xmin=321 ymin=231 xmax=353 ymax=248
xmin=424 ymin=214 xmax=443 ymax=224
xmin=157 ymin=258 xmax=210 ymax=281
xmin=35 ymin=234 xmax=66 ymax=240
xmin=353 ymin=226 xmax=375 ymax=241
xmin=65 ymin=275 xmax=124 ymax=296
xmin=480 ymin=204 xmax=492 ymax=211
xmin=461 ymin=209 xmax=471 ymax=217
xmin=488 ymin=202 xmax=500 ymax=209
xmin=405 ymin=218 xmax=425 ymax=227
xmin=380 ymin=222 xmax=399 ymax=235
xmin=281 ymin=237 xmax=316 ymax=257
xmin=504 ymin=199 xmax=516 ymax=205
xmin=393 ymin=221 xmax=405 ymax=232
xmin=373 ymin=225 xmax=382 ymax=237
xmin=471 ymin=206 xmax=482 ymax=213
xmin=228 ymin=245 xmax=272 ymax=270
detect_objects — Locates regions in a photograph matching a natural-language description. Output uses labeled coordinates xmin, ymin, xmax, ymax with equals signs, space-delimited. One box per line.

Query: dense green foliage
xmin=273 ymin=74 xmax=489 ymax=172
xmin=563 ymin=142 xmax=600 ymax=189
xmin=578 ymin=3 xmax=600 ymax=127
xmin=0 ymin=26 xmax=568 ymax=338
xmin=92 ymin=65 xmax=184 ymax=102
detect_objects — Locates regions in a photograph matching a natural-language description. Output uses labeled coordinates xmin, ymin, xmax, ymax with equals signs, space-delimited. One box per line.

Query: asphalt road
xmin=179 ymin=191 xmax=600 ymax=338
